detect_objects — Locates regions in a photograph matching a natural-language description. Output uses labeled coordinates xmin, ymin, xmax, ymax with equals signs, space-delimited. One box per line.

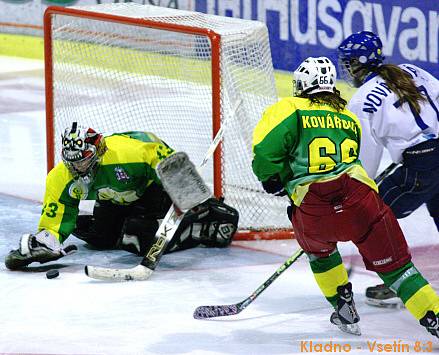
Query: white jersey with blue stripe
xmin=347 ymin=64 xmax=439 ymax=178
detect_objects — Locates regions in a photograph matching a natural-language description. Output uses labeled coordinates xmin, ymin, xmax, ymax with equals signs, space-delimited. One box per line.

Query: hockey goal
xmin=44 ymin=3 xmax=293 ymax=239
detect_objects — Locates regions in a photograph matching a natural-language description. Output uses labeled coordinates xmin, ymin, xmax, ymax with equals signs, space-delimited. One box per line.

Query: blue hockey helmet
xmin=337 ymin=31 xmax=385 ymax=86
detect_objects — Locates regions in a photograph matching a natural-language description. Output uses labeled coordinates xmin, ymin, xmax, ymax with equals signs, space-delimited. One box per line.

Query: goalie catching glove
xmin=5 ymin=230 xmax=77 ymax=270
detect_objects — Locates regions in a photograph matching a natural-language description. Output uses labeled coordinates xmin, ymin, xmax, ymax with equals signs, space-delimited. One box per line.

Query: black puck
xmin=46 ymin=269 xmax=60 ymax=279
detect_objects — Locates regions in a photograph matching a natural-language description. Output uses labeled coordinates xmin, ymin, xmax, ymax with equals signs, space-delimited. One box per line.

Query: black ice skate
xmin=365 ymin=283 xmax=404 ymax=308
xmin=419 ymin=310 xmax=439 ymax=338
xmin=330 ymin=282 xmax=361 ymax=336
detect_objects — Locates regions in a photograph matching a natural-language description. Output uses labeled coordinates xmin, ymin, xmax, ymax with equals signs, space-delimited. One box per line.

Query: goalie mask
xmin=61 ymin=122 xmax=106 ymax=182
xmin=293 ymin=57 xmax=336 ymax=97
xmin=337 ymin=31 xmax=385 ymax=87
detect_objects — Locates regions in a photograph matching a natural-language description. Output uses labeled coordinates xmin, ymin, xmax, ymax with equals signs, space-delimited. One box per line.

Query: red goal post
xmin=43 ymin=4 xmax=294 ymax=240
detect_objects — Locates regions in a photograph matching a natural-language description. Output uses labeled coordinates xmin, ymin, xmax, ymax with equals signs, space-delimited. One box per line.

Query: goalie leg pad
xmin=119 ymin=217 xmax=159 ymax=256
xmin=175 ymin=198 xmax=239 ymax=249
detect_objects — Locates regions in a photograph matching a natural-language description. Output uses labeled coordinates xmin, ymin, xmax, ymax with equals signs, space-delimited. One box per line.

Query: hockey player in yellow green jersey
xmin=252 ymin=57 xmax=439 ymax=338
xmin=5 ymin=123 xmax=238 ymax=270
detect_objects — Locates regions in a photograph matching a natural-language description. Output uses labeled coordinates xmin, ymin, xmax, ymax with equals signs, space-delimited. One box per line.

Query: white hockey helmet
xmin=293 ymin=57 xmax=337 ymax=96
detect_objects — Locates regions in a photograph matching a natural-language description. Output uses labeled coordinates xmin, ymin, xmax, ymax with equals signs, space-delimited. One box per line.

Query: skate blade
xmin=337 ymin=323 xmax=361 ymax=336
xmin=366 ymin=297 xmax=405 ymax=309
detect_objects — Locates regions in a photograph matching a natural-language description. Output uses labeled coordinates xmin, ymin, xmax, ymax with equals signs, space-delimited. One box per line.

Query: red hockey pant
xmin=292 ymin=174 xmax=411 ymax=273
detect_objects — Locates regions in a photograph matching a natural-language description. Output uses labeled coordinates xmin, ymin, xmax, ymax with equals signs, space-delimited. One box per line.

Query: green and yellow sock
xmin=379 ymin=262 xmax=439 ymax=320
xmin=308 ymin=250 xmax=349 ymax=308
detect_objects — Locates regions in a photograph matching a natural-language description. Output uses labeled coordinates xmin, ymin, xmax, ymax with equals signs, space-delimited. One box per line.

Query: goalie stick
xmin=193 ymin=248 xmax=304 ymax=319
xmin=84 ymin=99 xmax=243 ymax=281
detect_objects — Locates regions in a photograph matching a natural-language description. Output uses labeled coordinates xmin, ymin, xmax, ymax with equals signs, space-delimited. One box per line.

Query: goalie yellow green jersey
xmin=39 ymin=132 xmax=174 ymax=243
xmin=252 ymin=97 xmax=377 ymax=206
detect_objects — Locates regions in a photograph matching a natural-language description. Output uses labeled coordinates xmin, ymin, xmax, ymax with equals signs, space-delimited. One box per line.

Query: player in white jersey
xmin=348 ymin=64 xmax=438 ymax=178
xmin=338 ymin=31 xmax=439 ymax=309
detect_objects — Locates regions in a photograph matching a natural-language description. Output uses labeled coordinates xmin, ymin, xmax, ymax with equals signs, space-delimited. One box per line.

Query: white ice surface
xmin=0 ymin=56 xmax=438 ymax=355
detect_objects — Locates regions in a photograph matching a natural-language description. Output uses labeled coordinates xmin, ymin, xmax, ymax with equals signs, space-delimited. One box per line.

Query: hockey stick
xmin=193 ymin=248 xmax=305 ymax=319
xmin=193 ymin=164 xmax=399 ymax=316
xmin=375 ymin=162 xmax=398 ymax=186
xmin=85 ymin=99 xmax=243 ymax=281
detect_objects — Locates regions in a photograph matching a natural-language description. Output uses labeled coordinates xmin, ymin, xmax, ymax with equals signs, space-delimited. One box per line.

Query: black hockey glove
xmin=287 ymin=204 xmax=295 ymax=220
xmin=262 ymin=175 xmax=287 ymax=196
xmin=5 ymin=230 xmax=77 ymax=270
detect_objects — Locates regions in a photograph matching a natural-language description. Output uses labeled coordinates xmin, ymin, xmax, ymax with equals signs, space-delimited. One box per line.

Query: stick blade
xmin=84 ymin=264 xmax=153 ymax=281
xmin=193 ymin=304 xmax=240 ymax=319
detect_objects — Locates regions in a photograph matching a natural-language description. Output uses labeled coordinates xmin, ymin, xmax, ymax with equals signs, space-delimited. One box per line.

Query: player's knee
xmin=72 ymin=215 xmax=104 ymax=246
xmin=72 ymin=214 xmax=121 ymax=249
xmin=119 ymin=217 xmax=159 ymax=256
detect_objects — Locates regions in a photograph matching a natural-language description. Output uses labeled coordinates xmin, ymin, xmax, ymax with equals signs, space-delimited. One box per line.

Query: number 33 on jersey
xmin=252 ymin=96 xmax=377 ymax=206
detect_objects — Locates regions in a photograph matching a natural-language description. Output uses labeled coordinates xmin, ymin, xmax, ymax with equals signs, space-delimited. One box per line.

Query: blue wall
xmin=195 ymin=0 xmax=438 ymax=78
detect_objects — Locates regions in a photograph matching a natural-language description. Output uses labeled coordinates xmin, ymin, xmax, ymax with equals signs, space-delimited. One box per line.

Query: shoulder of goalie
xmin=5 ymin=230 xmax=77 ymax=270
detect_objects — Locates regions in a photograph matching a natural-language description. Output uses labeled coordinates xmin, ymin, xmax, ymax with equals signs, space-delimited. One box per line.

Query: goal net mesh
xmin=46 ymin=3 xmax=292 ymax=234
